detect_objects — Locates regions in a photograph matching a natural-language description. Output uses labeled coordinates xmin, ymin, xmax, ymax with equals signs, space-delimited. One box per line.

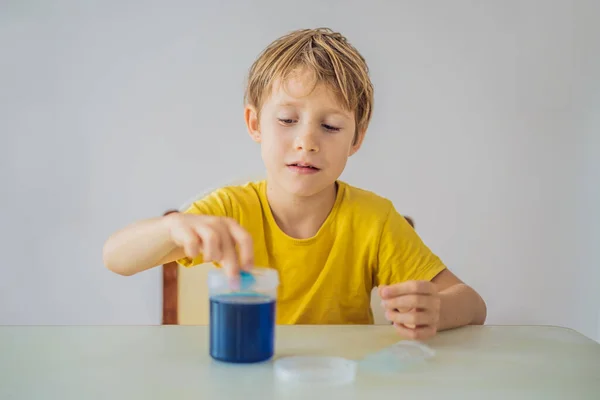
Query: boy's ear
xmin=245 ymin=105 xmax=261 ymax=143
xmin=349 ymin=129 xmax=366 ymax=156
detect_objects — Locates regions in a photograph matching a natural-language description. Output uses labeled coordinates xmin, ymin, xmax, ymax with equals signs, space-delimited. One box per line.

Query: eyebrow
xmin=276 ymin=102 xmax=351 ymax=118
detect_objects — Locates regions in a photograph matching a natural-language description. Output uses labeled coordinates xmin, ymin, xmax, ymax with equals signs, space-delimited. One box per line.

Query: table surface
xmin=1 ymin=325 xmax=599 ymax=399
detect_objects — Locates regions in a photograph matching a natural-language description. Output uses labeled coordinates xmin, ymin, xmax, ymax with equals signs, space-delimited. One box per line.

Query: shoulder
xmin=338 ymin=181 xmax=395 ymax=218
xmin=182 ymin=180 xmax=265 ymax=216
xmin=217 ymin=180 xmax=264 ymax=200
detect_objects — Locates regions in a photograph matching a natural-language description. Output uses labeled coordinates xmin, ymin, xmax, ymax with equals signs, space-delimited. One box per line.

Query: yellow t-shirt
xmin=177 ymin=180 xmax=446 ymax=325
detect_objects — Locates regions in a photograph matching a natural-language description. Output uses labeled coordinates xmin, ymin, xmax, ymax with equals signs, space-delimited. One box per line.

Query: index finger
xmin=224 ymin=219 xmax=254 ymax=270
xmin=380 ymin=280 xmax=435 ymax=299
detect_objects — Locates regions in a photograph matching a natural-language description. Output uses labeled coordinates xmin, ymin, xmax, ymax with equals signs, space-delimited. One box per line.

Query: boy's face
xmin=245 ymin=69 xmax=365 ymax=197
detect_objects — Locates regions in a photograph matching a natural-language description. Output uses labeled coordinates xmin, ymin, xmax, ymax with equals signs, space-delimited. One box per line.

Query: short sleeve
xmin=375 ymin=204 xmax=446 ymax=286
xmin=176 ymin=188 xmax=233 ymax=268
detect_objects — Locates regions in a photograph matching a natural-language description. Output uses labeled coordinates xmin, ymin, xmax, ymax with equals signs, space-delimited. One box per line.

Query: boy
xmin=103 ymin=28 xmax=486 ymax=340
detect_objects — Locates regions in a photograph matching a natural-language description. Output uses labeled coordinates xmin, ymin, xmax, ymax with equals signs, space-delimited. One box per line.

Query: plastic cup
xmin=207 ymin=267 xmax=279 ymax=363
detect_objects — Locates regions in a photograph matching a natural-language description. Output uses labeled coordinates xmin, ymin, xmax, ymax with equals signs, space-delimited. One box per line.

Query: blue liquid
xmin=209 ymin=294 xmax=275 ymax=363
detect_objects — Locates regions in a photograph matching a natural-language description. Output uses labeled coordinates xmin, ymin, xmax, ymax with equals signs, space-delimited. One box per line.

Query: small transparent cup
xmin=207 ymin=266 xmax=279 ymax=363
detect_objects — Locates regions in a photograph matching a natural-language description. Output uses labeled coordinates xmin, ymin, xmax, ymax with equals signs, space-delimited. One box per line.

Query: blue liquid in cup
xmin=209 ymin=293 xmax=275 ymax=363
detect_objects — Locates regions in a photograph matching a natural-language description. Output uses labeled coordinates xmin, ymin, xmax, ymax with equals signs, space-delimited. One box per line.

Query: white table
xmin=1 ymin=325 xmax=598 ymax=399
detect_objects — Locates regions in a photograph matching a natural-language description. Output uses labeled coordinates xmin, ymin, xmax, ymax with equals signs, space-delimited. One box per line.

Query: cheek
xmin=331 ymin=152 xmax=350 ymax=171
xmin=327 ymin=137 xmax=354 ymax=162
xmin=260 ymin=126 xmax=288 ymax=162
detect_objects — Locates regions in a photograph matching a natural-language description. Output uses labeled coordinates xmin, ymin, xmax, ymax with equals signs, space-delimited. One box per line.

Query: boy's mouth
xmin=287 ymin=162 xmax=321 ymax=173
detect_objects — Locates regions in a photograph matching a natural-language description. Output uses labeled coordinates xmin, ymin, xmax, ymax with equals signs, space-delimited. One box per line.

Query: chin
xmin=281 ymin=177 xmax=335 ymax=197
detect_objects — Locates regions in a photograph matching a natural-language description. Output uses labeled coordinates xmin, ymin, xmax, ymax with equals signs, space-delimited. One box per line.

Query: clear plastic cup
xmin=207 ymin=267 xmax=279 ymax=363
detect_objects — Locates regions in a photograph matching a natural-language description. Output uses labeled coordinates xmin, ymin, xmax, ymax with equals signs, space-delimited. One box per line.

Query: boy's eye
xmin=278 ymin=118 xmax=295 ymax=125
xmin=322 ymin=124 xmax=341 ymax=132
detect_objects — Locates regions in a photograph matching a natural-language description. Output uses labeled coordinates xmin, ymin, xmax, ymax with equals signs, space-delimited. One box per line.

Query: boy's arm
xmin=431 ymin=269 xmax=487 ymax=330
xmin=103 ymin=187 xmax=239 ymax=276
xmin=102 ymin=214 xmax=186 ymax=276
xmin=379 ymin=271 xmax=487 ymax=340
xmin=103 ymin=211 xmax=254 ymax=277
xmin=376 ymin=204 xmax=486 ymax=338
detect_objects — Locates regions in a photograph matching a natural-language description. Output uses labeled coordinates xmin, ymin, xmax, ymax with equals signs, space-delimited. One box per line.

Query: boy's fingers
xmin=380 ymin=281 xmax=436 ymax=299
xmin=192 ymin=224 xmax=220 ymax=262
xmin=385 ymin=309 xmax=438 ymax=327
xmin=217 ymin=226 xmax=240 ymax=279
xmin=178 ymin=225 xmax=202 ymax=259
xmin=224 ymin=219 xmax=254 ymax=270
xmin=381 ymin=294 xmax=433 ymax=311
xmin=393 ymin=322 xmax=437 ymax=341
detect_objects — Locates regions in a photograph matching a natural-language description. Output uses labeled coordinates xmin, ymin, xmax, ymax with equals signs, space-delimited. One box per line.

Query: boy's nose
xmin=294 ymin=132 xmax=319 ymax=153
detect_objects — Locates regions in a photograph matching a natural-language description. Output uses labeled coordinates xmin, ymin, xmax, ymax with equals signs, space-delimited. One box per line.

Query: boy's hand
xmin=164 ymin=213 xmax=254 ymax=279
xmin=379 ymin=281 xmax=440 ymax=340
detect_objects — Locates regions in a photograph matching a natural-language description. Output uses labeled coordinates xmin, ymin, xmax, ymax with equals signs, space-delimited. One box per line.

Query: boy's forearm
xmin=437 ymin=283 xmax=487 ymax=331
xmin=103 ymin=216 xmax=179 ymax=276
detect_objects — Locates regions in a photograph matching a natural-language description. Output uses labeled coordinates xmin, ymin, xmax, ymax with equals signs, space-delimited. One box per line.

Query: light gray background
xmin=1 ymin=1 xmax=598 ymax=341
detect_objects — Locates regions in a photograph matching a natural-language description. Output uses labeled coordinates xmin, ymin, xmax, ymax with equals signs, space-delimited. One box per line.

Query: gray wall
xmin=1 ymin=0 xmax=598 ymax=340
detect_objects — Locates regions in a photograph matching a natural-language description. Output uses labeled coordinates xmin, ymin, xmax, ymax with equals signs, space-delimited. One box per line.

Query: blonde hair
xmin=244 ymin=28 xmax=374 ymax=143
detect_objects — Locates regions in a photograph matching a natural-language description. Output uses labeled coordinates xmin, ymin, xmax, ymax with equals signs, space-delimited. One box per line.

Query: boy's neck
xmin=265 ymin=180 xmax=338 ymax=239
